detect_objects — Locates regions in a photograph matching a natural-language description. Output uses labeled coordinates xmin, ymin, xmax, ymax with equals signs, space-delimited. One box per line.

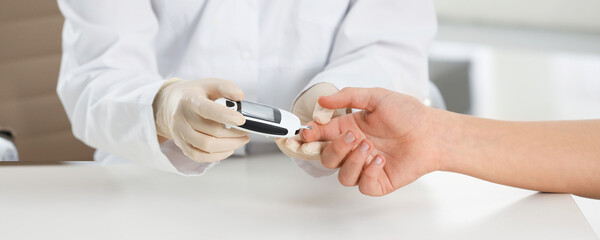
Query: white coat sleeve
xmin=294 ymin=0 xmax=437 ymax=177
xmin=57 ymin=0 xmax=214 ymax=175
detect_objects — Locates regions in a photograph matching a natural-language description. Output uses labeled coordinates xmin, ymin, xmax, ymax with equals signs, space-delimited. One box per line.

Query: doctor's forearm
xmin=435 ymin=110 xmax=600 ymax=198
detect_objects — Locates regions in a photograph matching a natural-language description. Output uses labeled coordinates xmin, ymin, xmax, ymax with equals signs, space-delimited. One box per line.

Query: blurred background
xmin=430 ymin=0 xmax=600 ymax=234
xmin=0 ymin=0 xmax=598 ymax=235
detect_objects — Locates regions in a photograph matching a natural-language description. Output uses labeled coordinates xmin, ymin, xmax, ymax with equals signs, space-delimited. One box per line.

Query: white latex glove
xmin=153 ymin=78 xmax=250 ymax=162
xmin=275 ymin=82 xmax=347 ymax=160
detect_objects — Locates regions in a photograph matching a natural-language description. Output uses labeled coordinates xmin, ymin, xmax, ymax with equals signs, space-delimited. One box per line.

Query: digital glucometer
xmin=215 ymin=98 xmax=311 ymax=138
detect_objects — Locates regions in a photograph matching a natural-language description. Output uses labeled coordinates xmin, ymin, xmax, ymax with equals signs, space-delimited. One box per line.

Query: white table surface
xmin=0 ymin=153 xmax=597 ymax=240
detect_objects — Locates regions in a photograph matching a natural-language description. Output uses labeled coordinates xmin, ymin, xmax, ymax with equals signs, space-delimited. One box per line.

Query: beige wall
xmin=0 ymin=0 xmax=95 ymax=161
xmin=434 ymin=0 xmax=600 ymax=33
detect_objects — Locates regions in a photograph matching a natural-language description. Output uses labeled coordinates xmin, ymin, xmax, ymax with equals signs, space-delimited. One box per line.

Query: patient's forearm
xmin=436 ymin=110 xmax=600 ymax=198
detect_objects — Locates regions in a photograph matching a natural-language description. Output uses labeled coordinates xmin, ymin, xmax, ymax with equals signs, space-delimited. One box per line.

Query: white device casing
xmin=215 ymin=98 xmax=303 ymax=138
xmin=0 ymin=137 xmax=18 ymax=162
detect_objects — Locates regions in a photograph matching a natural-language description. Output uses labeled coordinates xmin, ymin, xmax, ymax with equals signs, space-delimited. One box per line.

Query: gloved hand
xmin=153 ymin=78 xmax=250 ymax=162
xmin=275 ymin=82 xmax=347 ymax=160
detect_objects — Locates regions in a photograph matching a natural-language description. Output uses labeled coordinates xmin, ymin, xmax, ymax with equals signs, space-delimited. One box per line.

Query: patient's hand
xmin=301 ymin=88 xmax=442 ymax=196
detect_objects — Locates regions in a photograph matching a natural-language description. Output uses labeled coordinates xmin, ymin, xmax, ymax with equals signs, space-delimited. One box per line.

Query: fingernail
xmin=359 ymin=141 xmax=369 ymax=152
xmin=374 ymin=157 xmax=383 ymax=165
xmin=344 ymin=132 xmax=355 ymax=143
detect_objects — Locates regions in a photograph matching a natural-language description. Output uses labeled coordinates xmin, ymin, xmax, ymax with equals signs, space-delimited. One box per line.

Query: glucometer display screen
xmin=241 ymin=101 xmax=281 ymax=123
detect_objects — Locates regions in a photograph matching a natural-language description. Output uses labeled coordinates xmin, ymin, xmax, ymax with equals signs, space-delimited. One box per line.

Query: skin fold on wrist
xmin=425 ymin=108 xmax=469 ymax=173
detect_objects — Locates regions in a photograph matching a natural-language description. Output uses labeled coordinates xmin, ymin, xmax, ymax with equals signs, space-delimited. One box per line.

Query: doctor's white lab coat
xmin=56 ymin=0 xmax=437 ymax=175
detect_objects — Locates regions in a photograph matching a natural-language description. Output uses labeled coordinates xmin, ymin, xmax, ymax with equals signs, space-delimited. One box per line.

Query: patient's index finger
xmin=301 ymin=118 xmax=344 ymax=142
xmin=318 ymin=87 xmax=388 ymax=112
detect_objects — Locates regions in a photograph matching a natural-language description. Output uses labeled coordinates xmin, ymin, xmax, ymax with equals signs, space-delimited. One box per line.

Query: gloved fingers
xmin=203 ymin=78 xmax=245 ymax=101
xmin=293 ymin=82 xmax=339 ymax=124
xmin=320 ymin=130 xmax=360 ymax=169
xmin=275 ymin=137 xmax=322 ymax=161
xmin=312 ymin=102 xmax=336 ymax=125
xmin=337 ymin=139 xmax=374 ymax=187
xmin=183 ymin=131 xmax=250 ymax=154
xmin=300 ymin=141 xmax=328 ymax=156
xmin=183 ymin=107 xmax=247 ymax=138
xmin=275 ymin=137 xmax=303 ymax=159
xmin=191 ymin=150 xmax=236 ymax=163
xmin=171 ymin=133 xmax=233 ymax=163
xmin=185 ymin=145 xmax=235 ymax=163
xmin=300 ymin=115 xmax=348 ymax=143
xmin=282 ymin=137 xmax=301 ymax=152
xmin=174 ymin=119 xmax=249 ymax=153
xmin=357 ymin=155 xmax=386 ymax=197
xmin=194 ymin=119 xmax=248 ymax=138
xmin=312 ymin=101 xmax=350 ymax=125
xmin=188 ymin=96 xmax=246 ymax=126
